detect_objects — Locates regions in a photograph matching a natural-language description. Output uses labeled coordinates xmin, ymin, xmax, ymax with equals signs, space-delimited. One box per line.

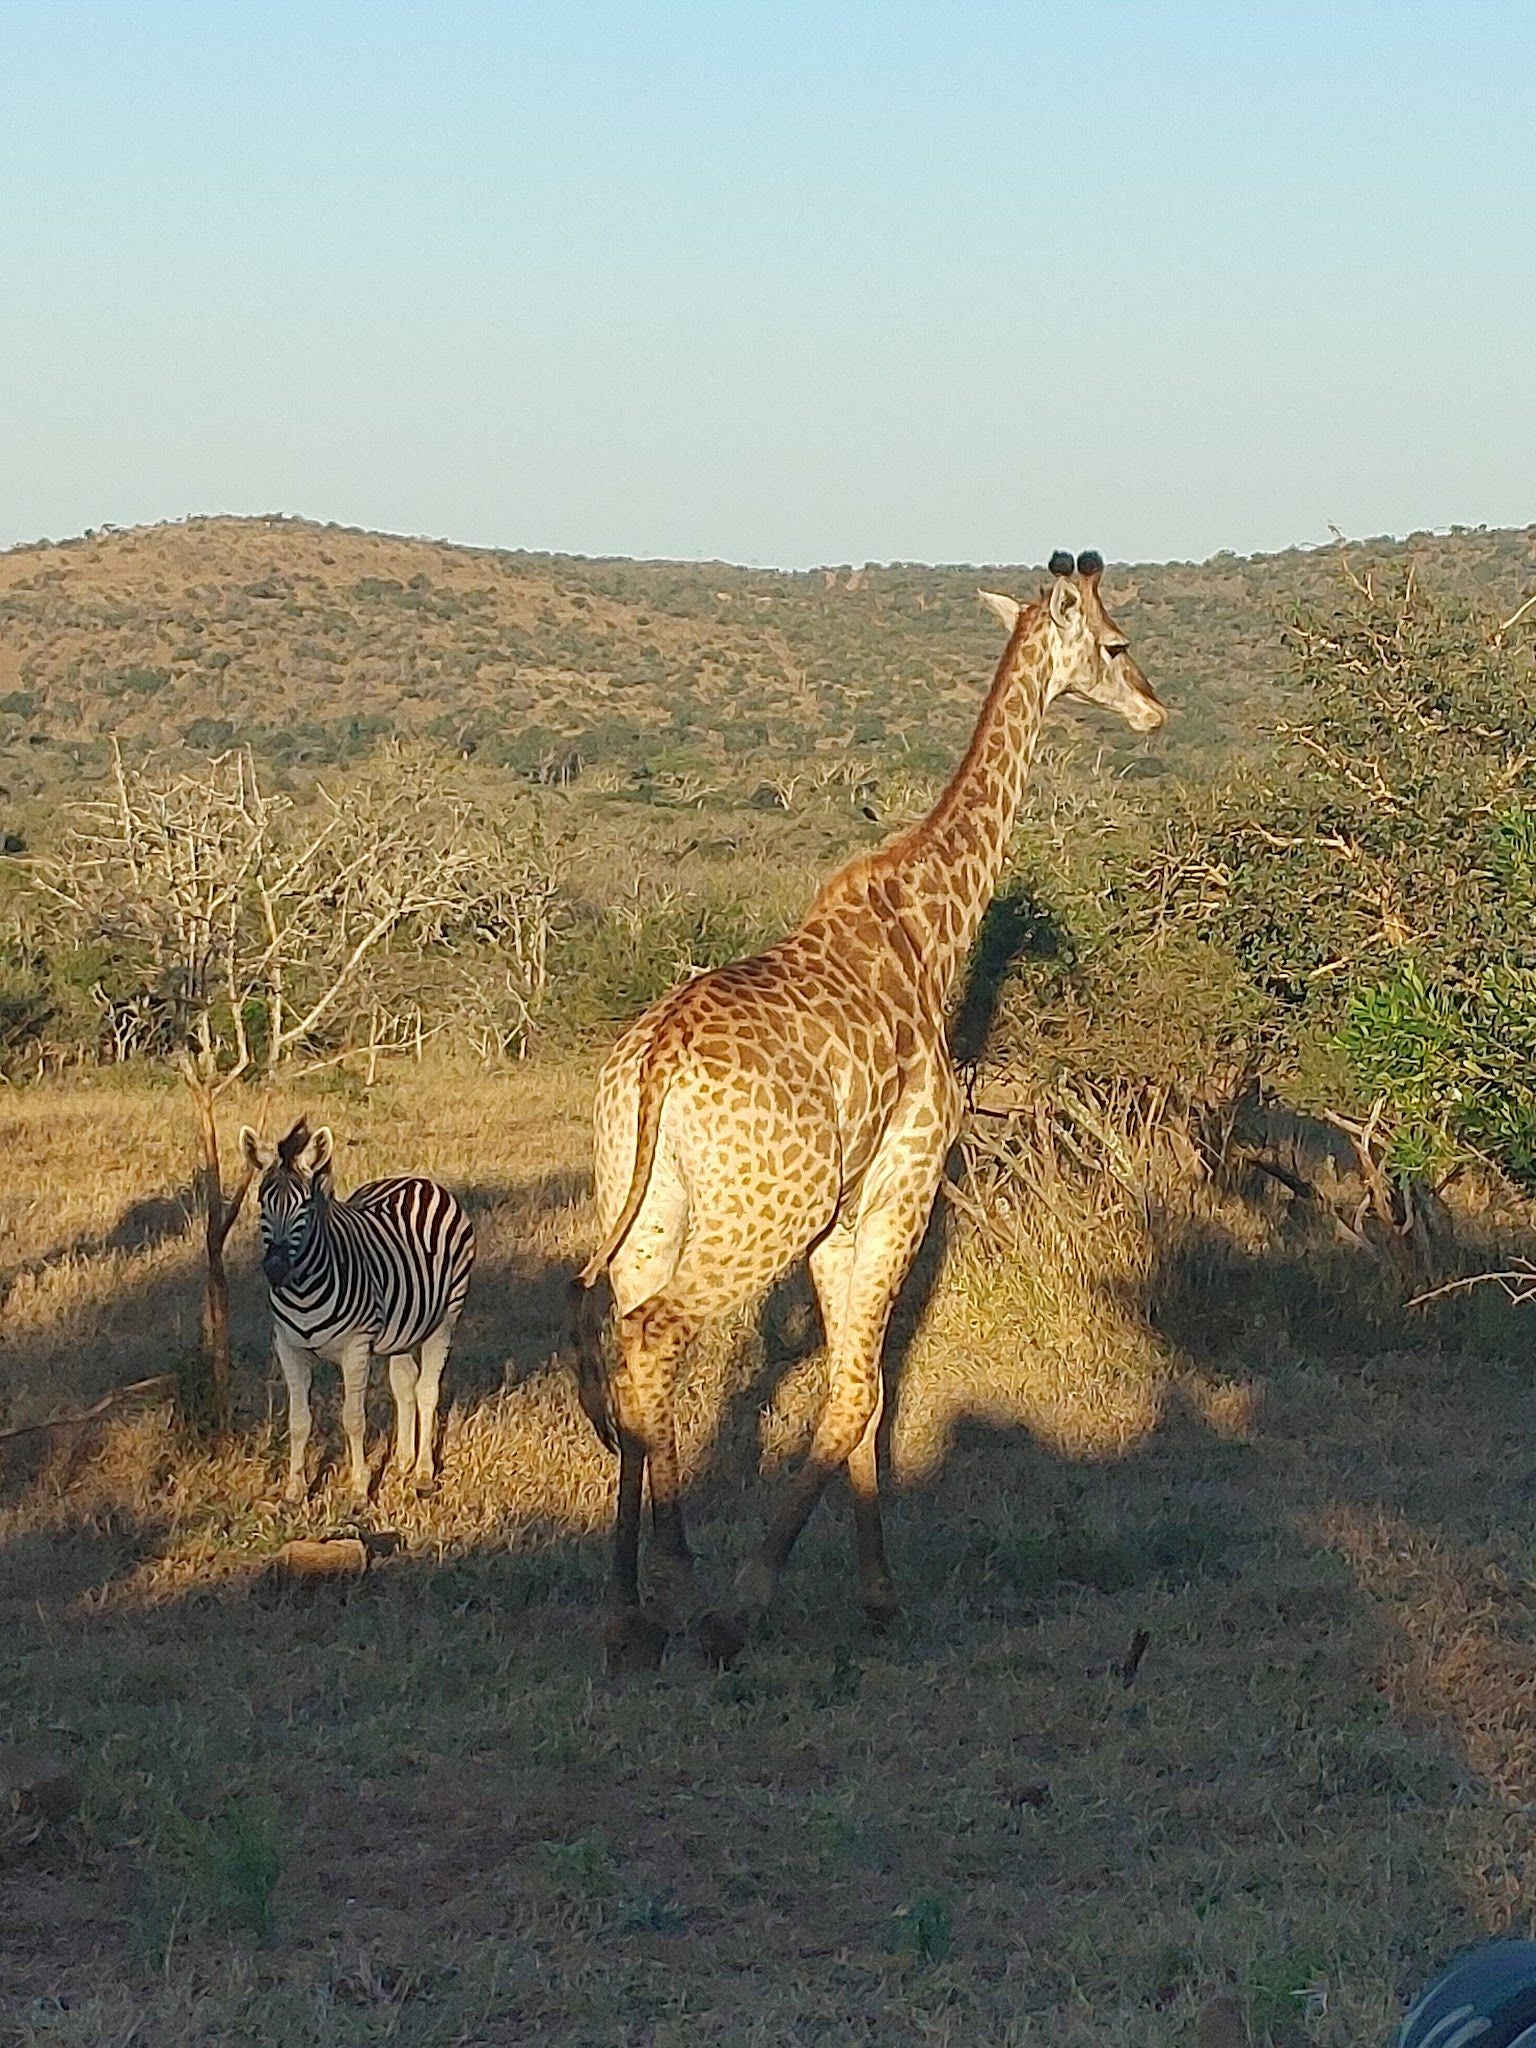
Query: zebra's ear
xmin=307 ymin=1127 xmax=335 ymax=1179
xmin=239 ymin=1126 xmax=266 ymax=1172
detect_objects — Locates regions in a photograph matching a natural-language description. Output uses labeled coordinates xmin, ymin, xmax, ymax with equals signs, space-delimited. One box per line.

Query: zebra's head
xmin=240 ymin=1118 xmax=335 ymax=1288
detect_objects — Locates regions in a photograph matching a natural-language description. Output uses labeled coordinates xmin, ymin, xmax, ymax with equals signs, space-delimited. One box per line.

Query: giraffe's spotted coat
xmin=575 ymin=557 xmax=1164 ymax=1659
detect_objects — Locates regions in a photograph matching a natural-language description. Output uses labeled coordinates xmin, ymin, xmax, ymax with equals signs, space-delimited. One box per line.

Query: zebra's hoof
xmin=603 ymin=1606 xmax=669 ymax=1677
xmin=697 ymin=1609 xmax=748 ymax=1669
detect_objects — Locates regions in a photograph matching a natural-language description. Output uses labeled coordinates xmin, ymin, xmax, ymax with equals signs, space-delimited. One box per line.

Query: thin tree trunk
xmin=186 ymin=1073 xmax=253 ymax=1431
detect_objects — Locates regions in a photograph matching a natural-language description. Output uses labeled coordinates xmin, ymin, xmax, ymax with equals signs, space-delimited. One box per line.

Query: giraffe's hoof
xmin=697 ymin=1609 xmax=749 ymax=1669
xmin=652 ymin=1557 xmax=697 ymax=1631
xmin=413 ymin=1475 xmax=440 ymax=1499
xmin=282 ymin=1479 xmax=309 ymax=1507
xmin=863 ymin=1595 xmax=901 ymax=1638
xmin=603 ymin=1606 xmax=669 ymax=1677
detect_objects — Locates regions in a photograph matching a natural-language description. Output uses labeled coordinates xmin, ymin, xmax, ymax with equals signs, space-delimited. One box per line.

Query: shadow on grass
xmin=0 ymin=1185 xmax=197 ymax=1311
xmin=1 ymin=1301 xmax=1510 ymax=2030
xmin=10 ymin=1141 xmax=1536 ymax=2037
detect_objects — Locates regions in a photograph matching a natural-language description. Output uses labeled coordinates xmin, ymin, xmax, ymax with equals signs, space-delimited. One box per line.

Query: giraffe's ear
xmin=1048 ymin=576 xmax=1083 ymax=628
xmin=977 ymin=589 xmax=1021 ymax=633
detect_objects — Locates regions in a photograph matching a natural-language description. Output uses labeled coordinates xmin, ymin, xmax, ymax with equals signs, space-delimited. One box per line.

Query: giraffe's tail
xmin=569 ymin=1031 xmax=674 ymax=1456
xmin=577 ymin=1031 xmax=672 ymax=1289
xmin=569 ymin=1266 xmax=620 ymax=1454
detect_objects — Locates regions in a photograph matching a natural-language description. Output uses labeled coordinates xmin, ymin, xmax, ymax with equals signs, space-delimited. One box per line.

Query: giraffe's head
xmin=240 ymin=1117 xmax=335 ymax=1286
xmin=979 ymin=550 xmax=1165 ymax=733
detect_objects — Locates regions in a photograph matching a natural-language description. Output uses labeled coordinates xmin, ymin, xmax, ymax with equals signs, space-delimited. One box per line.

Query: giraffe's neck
xmin=877 ymin=606 xmax=1052 ymax=1000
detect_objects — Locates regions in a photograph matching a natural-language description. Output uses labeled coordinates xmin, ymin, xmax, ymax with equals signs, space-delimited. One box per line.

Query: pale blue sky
xmin=3 ymin=1 xmax=1533 ymax=567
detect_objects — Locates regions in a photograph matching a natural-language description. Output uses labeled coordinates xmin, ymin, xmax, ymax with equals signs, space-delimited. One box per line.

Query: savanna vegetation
xmin=4 ymin=518 xmax=1536 ymax=2047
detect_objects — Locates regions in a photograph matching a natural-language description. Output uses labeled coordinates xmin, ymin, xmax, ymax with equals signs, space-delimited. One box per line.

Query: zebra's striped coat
xmin=269 ymin=1175 xmax=474 ymax=1360
xmin=242 ymin=1120 xmax=474 ymax=1503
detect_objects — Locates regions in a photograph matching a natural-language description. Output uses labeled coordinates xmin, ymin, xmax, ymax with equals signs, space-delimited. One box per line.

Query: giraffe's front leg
xmin=846 ymin=1386 xmax=895 ymax=1629
xmin=738 ymin=1350 xmax=886 ymax=1610
xmin=700 ymin=1344 xmax=888 ymax=1669
xmin=700 ymin=1088 xmax=953 ymax=1664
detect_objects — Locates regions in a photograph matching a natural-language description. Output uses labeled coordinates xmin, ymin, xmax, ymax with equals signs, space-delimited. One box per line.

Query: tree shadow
xmin=1136 ymin=1173 xmax=1533 ymax=1379
xmin=0 ymin=1185 xmax=196 ymax=1311
xmin=0 ymin=1504 xmax=174 ymax=1609
xmin=448 ymin=1170 xmax=588 ymax=1402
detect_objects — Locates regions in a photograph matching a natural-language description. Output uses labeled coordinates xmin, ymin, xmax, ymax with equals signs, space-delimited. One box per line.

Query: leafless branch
xmin=0 ymin=1375 xmax=175 ymax=1446
xmin=1410 ymin=1261 xmax=1536 ymax=1310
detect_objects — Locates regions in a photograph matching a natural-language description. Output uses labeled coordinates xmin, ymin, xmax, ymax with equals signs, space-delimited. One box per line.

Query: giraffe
xmin=571 ymin=549 xmax=1165 ymax=1670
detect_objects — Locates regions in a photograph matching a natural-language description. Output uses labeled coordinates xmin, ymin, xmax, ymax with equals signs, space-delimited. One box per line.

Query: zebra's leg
xmin=337 ymin=1334 xmax=373 ymax=1505
xmin=387 ymin=1353 xmax=419 ymax=1479
xmin=274 ymin=1331 xmax=315 ymax=1505
xmin=411 ymin=1324 xmax=451 ymax=1495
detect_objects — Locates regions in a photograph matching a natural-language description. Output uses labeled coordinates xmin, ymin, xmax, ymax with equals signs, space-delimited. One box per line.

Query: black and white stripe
xmin=269 ymin=1174 xmax=474 ymax=1356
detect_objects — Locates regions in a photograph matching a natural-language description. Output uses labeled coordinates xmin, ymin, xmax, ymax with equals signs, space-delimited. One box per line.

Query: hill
xmin=2 ymin=515 xmax=1535 ymax=824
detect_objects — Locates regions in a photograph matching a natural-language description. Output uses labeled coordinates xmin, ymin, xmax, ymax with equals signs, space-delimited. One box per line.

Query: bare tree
xmin=39 ymin=743 xmax=559 ymax=1423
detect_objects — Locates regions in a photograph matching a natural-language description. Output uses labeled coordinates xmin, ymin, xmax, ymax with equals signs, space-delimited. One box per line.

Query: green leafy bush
xmin=1203 ymin=573 xmax=1536 ymax=1184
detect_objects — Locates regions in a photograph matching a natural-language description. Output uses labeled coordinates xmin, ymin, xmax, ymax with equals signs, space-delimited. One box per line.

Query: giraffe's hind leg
xmin=603 ymin=1299 xmax=695 ymax=1675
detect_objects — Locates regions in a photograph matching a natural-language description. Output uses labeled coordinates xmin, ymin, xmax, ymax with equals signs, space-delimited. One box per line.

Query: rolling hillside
xmin=2 ymin=515 xmax=1534 ymax=828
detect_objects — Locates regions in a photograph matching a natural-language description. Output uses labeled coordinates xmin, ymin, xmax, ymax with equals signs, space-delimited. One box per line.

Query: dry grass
xmin=3 ymin=1057 xmax=1535 ymax=2044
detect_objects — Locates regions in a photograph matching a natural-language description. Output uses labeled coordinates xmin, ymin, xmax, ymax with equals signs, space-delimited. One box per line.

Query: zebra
xmin=240 ymin=1118 xmax=475 ymax=1505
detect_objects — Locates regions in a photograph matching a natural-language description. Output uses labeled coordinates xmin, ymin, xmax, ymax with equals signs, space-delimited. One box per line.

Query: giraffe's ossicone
xmin=571 ymin=549 xmax=1165 ymax=1671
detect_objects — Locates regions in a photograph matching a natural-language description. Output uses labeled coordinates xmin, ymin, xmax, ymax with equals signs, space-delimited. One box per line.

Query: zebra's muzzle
xmin=263 ymin=1248 xmax=293 ymax=1287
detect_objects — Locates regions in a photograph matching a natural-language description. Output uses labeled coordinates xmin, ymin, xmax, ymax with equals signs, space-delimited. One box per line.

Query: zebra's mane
xmin=277 ymin=1118 xmax=311 ymax=1168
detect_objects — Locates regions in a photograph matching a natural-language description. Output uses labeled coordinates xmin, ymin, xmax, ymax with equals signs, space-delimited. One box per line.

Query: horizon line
xmin=3 ymin=508 xmax=1529 ymax=580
